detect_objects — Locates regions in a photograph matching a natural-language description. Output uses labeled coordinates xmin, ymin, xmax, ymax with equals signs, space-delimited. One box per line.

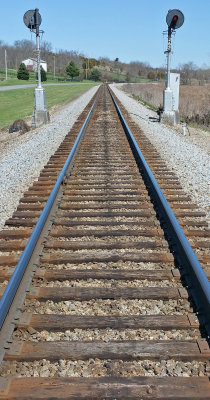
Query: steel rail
xmin=0 ymin=93 xmax=99 ymax=330
xmin=109 ymin=87 xmax=210 ymax=336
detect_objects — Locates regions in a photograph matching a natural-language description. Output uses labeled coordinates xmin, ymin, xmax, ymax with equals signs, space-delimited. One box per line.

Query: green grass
xmin=0 ymin=77 xmax=35 ymax=86
xmin=44 ymin=84 xmax=99 ymax=108
xmin=0 ymin=69 xmax=35 ymax=86
xmin=0 ymin=76 xmax=101 ymax=86
xmin=0 ymin=77 xmax=99 ymax=86
xmin=0 ymin=68 xmax=95 ymax=86
xmin=0 ymin=83 xmax=99 ymax=129
xmin=132 ymin=94 xmax=158 ymax=111
xmin=110 ymin=72 xmax=150 ymax=83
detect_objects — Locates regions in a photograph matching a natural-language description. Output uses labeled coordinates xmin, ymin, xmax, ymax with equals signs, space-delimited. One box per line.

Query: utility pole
xmin=23 ymin=8 xmax=50 ymax=127
xmin=85 ymin=58 xmax=89 ymax=80
xmin=53 ymin=54 xmax=55 ymax=80
xmin=5 ymin=50 xmax=8 ymax=81
xmin=86 ymin=61 xmax=88 ymax=80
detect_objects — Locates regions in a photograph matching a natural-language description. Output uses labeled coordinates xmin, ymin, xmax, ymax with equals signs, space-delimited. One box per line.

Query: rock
xmin=9 ymin=119 xmax=30 ymax=134
xmin=27 ymin=327 xmax=37 ymax=335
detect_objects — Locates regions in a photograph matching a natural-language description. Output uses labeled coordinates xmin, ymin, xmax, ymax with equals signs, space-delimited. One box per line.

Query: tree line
xmin=0 ymin=39 xmax=209 ymax=83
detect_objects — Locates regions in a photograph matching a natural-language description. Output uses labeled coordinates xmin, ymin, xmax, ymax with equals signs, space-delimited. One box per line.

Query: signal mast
xmin=162 ymin=9 xmax=184 ymax=125
xmin=23 ymin=9 xmax=50 ymax=127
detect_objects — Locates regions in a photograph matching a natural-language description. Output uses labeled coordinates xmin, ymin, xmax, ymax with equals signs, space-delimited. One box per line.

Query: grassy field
xmin=0 ymin=69 xmax=96 ymax=86
xmin=0 ymin=78 xmax=34 ymax=86
xmin=0 ymin=69 xmax=45 ymax=86
xmin=0 ymin=83 xmax=99 ymax=129
xmin=110 ymin=72 xmax=149 ymax=83
xmin=122 ymin=82 xmax=210 ymax=129
xmin=0 ymin=77 xmax=98 ymax=86
xmin=0 ymin=68 xmax=150 ymax=86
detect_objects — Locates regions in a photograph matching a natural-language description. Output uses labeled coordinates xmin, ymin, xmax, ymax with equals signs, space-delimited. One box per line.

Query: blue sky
xmin=1 ymin=0 xmax=210 ymax=68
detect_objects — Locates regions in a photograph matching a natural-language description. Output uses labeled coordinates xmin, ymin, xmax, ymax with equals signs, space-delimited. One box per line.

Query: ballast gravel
xmin=12 ymin=328 xmax=200 ymax=342
xmin=23 ymin=298 xmax=192 ymax=315
xmin=40 ymin=261 xmax=174 ymax=270
xmin=0 ymin=85 xmax=99 ymax=229
xmin=33 ymin=278 xmax=181 ymax=288
xmin=1 ymin=359 xmax=209 ymax=378
xmin=110 ymin=84 xmax=210 ymax=224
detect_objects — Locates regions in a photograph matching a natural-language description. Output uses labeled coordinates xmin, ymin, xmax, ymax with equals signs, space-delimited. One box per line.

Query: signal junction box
xmin=169 ymin=73 xmax=180 ymax=111
xmin=162 ymin=72 xmax=180 ymax=125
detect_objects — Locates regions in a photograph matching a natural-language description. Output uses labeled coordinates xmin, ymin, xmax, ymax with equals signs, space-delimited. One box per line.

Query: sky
xmin=1 ymin=0 xmax=210 ymax=69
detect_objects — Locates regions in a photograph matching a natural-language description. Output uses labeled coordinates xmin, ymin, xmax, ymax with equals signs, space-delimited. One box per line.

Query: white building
xmin=22 ymin=58 xmax=47 ymax=72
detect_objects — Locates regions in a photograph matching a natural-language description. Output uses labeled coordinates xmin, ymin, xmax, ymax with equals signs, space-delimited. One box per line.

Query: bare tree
xmin=178 ymin=62 xmax=198 ymax=85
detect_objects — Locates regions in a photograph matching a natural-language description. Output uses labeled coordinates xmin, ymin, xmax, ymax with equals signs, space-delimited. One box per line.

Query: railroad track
xmin=0 ymin=85 xmax=209 ymax=399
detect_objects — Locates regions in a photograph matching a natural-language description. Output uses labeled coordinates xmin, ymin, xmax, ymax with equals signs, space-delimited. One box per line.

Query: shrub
xmin=66 ymin=61 xmax=80 ymax=80
xmin=147 ymin=71 xmax=156 ymax=80
xmin=36 ymin=66 xmax=47 ymax=82
xmin=17 ymin=63 xmax=29 ymax=80
xmin=89 ymin=68 xmax=101 ymax=81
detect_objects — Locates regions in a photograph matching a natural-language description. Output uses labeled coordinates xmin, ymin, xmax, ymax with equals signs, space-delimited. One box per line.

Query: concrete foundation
xmin=161 ymin=110 xmax=180 ymax=125
xmin=32 ymin=110 xmax=50 ymax=128
xmin=31 ymin=87 xmax=50 ymax=128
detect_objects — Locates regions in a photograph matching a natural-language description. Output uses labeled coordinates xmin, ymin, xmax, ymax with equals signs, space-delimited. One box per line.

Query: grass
xmin=122 ymin=82 xmax=210 ymax=129
xmin=0 ymin=83 xmax=99 ymax=129
xmin=0 ymin=68 xmax=96 ymax=86
xmin=0 ymin=69 xmax=36 ymax=86
xmin=0 ymin=77 xmax=36 ymax=86
xmin=0 ymin=76 xmax=98 ymax=86
xmin=131 ymin=94 xmax=158 ymax=111
xmin=110 ymin=72 xmax=150 ymax=83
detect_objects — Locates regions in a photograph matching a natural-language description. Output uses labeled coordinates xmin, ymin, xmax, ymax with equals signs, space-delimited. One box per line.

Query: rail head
xmin=109 ymin=86 xmax=210 ymax=337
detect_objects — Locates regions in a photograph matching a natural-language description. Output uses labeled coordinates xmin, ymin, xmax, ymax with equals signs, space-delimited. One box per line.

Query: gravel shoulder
xmin=0 ymin=86 xmax=99 ymax=229
xmin=111 ymin=84 xmax=210 ymax=224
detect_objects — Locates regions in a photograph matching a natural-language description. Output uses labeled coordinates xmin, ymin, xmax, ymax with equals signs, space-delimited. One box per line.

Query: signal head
xmin=166 ymin=9 xmax=184 ymax=29
xmin=23 ymin=9 xmax=42 ymax=30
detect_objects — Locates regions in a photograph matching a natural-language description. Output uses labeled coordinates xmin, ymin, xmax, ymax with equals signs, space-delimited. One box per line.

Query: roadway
xmin=0 ymin=83 xmax=93 ymax=91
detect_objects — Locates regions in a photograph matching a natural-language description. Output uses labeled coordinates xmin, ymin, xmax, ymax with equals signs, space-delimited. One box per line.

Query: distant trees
xmin=88 ymin=58 xmax=100 ymax=69
xmin=127 ymin=61 xmax=150 ymax=78
xmin=101 ymin=71 xmax=111 ymax=82
xmin=81 ymin=57 xmax=89 ymax=79
xmin=14 ymin=40 xmax=35 ymax=67
xmin=17 ymin=63 xmax=29 ymax=80
xmin=157 ymin=71 xmax=165 ymax=80
xmin=36 ymin=65 xmax=47 ymax=82
xmin=80 ymin=57 xmax=101 ymax=79
xmin=55 ymin=50 xmax=83 ymax=75
xmin=89 ymin=68 xmax=101 ymax=81
xmin=147 ymin=71 xmax=156 ymax=80
xmin=66 ymin=61 xmax=80 ymax=80
xmin=178 ymin=62 xmax=197 ymax=85
xmin=1 ymin=40 xmax=210 ymax=85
